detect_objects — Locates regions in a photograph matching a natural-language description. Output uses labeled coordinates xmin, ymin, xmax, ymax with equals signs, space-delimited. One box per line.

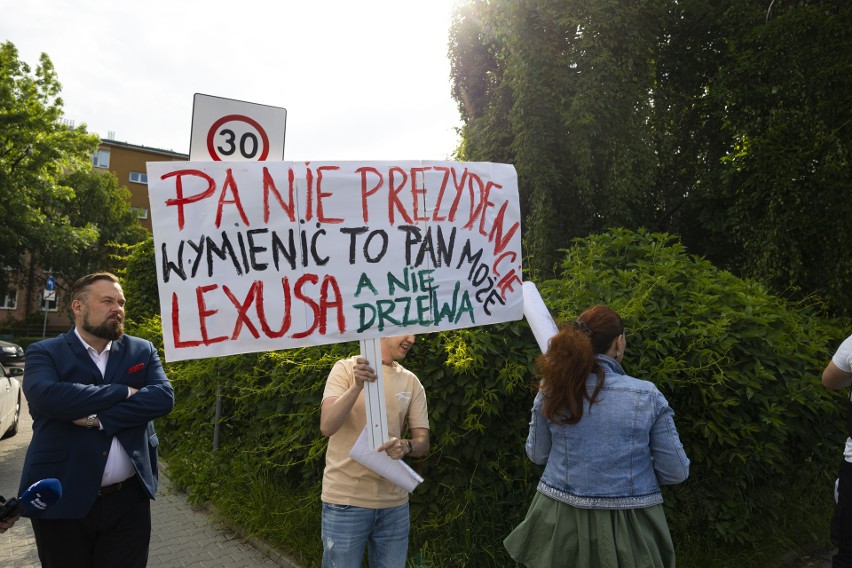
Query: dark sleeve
xmin=98 ymin=343 xmax=174 ymax=434
xmin=23 ymin=340 xmax=128 ymax=421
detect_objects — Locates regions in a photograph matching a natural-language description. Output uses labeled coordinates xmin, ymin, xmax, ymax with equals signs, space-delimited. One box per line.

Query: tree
xmin=449 ymin=1 xmax=852 ymax=316
xmin=41 ymin=168 xmax=148 ymax=289
xmin=451 ymin=0 xmax=666 ymax=275
xmin=685 ymin=2 xmax=852 ymax=316
xmin=1 ymin=41 xmax=147 ymax=315
xmin=449 ymin=0 xmax=515 ymax=165
xmin=0 ymin=42 xmax=100 ymax=276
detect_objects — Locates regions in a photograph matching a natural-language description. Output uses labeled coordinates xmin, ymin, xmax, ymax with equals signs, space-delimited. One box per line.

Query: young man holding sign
xmin=319 ymin=334 xmax=429 ymax=567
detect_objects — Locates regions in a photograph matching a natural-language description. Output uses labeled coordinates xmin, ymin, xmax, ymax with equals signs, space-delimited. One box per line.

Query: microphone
xmin=0 ymin=478 xmax=63 ymax=520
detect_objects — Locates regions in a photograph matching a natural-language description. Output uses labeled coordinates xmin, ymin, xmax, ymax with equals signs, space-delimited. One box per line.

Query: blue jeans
xmin=321 ymin=502 xmax=410 ymax=568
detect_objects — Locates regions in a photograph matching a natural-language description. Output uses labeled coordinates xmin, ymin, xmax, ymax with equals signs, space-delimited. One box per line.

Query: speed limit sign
xmin=189 ymin=94 xmax=287 ymax=161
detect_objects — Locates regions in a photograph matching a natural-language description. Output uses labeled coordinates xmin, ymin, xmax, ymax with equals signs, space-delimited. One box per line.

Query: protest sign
xmin=147 ymin=160 xmax=523 ymax=362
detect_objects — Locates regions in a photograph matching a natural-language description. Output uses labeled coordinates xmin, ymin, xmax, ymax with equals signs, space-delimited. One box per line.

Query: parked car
xmin=0 ymin=362 xmax=23 ymax=439
xmin=0 ymin=339 xmax=24 ymax=367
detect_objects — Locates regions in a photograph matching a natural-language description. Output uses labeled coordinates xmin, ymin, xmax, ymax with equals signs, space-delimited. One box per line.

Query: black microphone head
xmin=19 ymin=478 xmax=62 ymax=516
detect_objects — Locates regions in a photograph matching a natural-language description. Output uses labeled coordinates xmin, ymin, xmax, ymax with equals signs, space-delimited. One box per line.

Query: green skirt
xmin=504 ymin=492 xmax=676 ymax=568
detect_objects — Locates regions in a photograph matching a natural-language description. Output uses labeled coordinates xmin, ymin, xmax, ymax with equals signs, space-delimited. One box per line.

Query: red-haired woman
xmin=504 ymin=305 xmax=690 ymax=567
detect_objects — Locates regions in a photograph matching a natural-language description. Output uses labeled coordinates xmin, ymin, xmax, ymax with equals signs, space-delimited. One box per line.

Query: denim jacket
xmin=526 ymin=355 xmax=689 ymax=510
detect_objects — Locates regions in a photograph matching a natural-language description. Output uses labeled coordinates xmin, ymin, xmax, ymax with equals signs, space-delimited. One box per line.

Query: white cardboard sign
xmin=146 ymin=160 xmax=523 ymax=362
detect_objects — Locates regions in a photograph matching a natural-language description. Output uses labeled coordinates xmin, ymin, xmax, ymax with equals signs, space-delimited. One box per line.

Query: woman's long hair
xmin=537 ymin=305 xmax=624 ymax=424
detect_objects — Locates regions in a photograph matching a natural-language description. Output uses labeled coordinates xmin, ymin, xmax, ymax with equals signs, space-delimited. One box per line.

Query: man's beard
xmin=82 ymin=313 xmax=124 ymax=341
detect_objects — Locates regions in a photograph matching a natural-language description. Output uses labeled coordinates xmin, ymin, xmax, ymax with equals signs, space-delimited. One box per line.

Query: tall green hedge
xmin=131 ymin=229 xmax=848 ymax=567
xmin=539 ymin=229 xmax=847 ymax=554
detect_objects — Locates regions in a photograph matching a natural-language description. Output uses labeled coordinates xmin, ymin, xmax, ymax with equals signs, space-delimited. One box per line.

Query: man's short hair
xmin=70 ymin=272 xmax=121 ymax=303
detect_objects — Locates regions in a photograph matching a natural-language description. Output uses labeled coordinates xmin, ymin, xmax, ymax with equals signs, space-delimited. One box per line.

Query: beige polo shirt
xmin=321 ymin=356 xmax=429 ymax=508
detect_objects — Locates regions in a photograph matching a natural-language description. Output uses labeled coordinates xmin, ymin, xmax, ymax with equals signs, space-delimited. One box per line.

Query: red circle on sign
xmin=206 ymin=114 xmax=271 ymax=161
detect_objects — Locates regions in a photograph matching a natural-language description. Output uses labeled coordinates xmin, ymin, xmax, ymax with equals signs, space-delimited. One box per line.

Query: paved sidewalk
xmin=1 ymin=397 xmax=303 ymax=568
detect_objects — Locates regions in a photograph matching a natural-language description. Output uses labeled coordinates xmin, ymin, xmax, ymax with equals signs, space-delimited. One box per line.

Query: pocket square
xmin=128 ymin=363 xmax=145 ymax=374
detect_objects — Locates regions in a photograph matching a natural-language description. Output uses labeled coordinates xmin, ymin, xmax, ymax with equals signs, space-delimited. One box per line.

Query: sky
xmin=1 ymin=0 xmax=464 ymax=161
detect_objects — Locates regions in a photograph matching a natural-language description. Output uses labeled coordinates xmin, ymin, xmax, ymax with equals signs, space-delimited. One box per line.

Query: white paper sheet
xmin=523 ymin=281 xmax=559 ymax=354
xmin=348 ymin=427 xmax=424 ymax=493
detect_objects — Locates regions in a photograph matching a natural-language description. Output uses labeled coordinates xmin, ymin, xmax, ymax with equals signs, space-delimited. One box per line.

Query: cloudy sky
xmin=2 ymin=0 xmax=464 ymax=161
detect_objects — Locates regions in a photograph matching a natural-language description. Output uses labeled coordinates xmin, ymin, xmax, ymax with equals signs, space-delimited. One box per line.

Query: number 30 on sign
xmin=189 ymin=94 xmax=287 ymax=162
xmin=207 ymin=114 xmax=270 ymax=161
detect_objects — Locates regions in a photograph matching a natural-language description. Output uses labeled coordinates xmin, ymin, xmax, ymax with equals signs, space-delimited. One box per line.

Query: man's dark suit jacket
xmin=18 ymin=327 xmax=174 ymax=519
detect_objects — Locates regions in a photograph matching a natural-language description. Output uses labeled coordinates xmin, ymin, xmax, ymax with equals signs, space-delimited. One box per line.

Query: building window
xmin=93 ymin=149 xmax=110 ymax=168
xmin=130 ymin=207 xmax=149 ymax=220
xmin=129 ymin=171 xmax=148 ymax=184
xmin=0 ymin=289 xmax=16 ymax=310
xmin=41 ymin=291 xmax=58 ymax=312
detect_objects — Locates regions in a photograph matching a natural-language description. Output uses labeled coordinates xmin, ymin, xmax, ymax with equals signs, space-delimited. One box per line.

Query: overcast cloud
xmin=1 ymin=0 xmax=463 ymax=160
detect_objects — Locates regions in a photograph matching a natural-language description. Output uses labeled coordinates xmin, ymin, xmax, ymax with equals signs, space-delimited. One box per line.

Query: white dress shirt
xmin=74 ymin=328 xmax=137 ymax=486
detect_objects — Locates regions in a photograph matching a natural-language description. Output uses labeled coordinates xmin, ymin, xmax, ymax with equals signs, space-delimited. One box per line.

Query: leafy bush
xmin=540 ymin=228 xmax=847 ymax=554
xmin=132 ymin=228 xmax=848 ymax=567
xmin=120 ymin=237 xmax=160 ymax=326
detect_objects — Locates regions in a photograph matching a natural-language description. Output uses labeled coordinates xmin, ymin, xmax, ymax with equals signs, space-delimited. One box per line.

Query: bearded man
xmin=18 ymin=272 xmax=174 ymax=568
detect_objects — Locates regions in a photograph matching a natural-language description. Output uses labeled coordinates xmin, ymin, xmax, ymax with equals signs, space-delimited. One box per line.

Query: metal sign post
xmin=187 ymin=94 xmax=287 ymax=449
xmin=360 ymin=338 xmax=389 ymax=450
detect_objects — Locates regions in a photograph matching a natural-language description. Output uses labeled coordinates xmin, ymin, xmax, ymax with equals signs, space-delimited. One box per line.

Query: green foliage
xmin=41 ymin=168 xmax=148 ymax=290
xmin=0 ymin=41 xmax=100 ymax=275
xmin=150 ymin=323 xmax=542 ymax=566
xmin=403 ymin=326 xmax=541 ymax=564
xmin=691 ymin=2 xmax=852 ymax=318
xmin=450 ymin=0 xmax=669 ymax=275
xmin=449 ymin=0 xmax=515 ymax=166
xmin=0 ymin=41 xmax=146 ymax=314
xmin=121 ymin=237 xmax=160 ymax=326
xmin=448 ymin=1 xmax=852 ymax=317
xmin=541 ymin=228 xmax=846 ymax=550
xmin=145 ymin=228 xmax=847 ymax=567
